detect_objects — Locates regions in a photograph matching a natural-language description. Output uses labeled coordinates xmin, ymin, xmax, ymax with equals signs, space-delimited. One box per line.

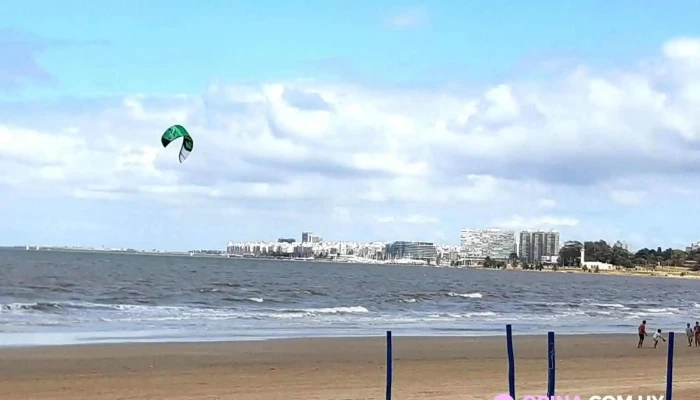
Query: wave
xmin=591 ymin=303 xmax=626 ymax=308
xmin=446 ymin=292 xmax=483 ymax=299
xmin=1 ymin=302 xmax=67 ymax=312
xmin=1 ymin=301 xmax=193 ymax=314
xmin=643 ymin=307 xmax=679 ymax=314
xmin=292 ymin=306 xmax=368 ymax=314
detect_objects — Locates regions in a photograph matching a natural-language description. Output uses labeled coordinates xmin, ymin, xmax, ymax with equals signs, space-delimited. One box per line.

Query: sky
xmin=3 ymin=1 xmax=700 ymax=251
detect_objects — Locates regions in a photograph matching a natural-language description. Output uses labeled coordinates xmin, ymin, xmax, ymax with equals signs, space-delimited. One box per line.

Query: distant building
xmin=301 ymin=232 xmax=323 ymax=244
xmin=687 ymin=241 xmax=700 ymax=252
xmin=519 ymin=230 xmax=560 ymax=265
xmin=278 ymin=238 xmax=296 ymax=244
xmin=581 ymin=247 xmax=617 ymax=271
xmin=518 ymin=231 xmax=532 ymax=262
xmin=301 ymin=232 xmax=314 ymax=243
xmin=460 ymin=228 xmax=515 ymax=261
xmin=385 ymin=241 xmax=437 ymax=261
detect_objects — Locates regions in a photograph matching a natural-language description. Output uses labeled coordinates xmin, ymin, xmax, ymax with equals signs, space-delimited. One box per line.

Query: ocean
xmin=1 ymin=248 xmax=698 ymax=347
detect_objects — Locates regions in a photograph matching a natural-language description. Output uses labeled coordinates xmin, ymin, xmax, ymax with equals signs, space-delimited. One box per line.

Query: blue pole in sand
xmin=506 ymin=324 xmax=516 ymax=400
xmin=666 ymin=332 xmax=674 ymax=400
xmin=386 ymin=330 xmax=393 ymax=400
xmin=547 ymin=331 xmax=555 ymax=398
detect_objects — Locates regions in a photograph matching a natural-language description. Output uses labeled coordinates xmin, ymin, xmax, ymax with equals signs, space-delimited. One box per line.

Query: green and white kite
xmin=161 ymin=125 xmax=194 ymax=163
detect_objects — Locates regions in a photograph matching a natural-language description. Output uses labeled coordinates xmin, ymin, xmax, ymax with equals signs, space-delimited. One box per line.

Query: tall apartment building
xmin=301 ymin=232 xmax=322 ymax=244
xmin=519 ymin=230 xmax=560 ymax=264
xmin=518 ymin=231 xmax=532 ymax=262
xmin=460 ymin=228 xmax=515 ymax=260
xmin=301 ymin=232 xmax=314 ymax=243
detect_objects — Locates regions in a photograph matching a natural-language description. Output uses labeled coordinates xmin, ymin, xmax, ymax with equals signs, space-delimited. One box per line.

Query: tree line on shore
xmin=475 ymin=240 xmax=700 ymax=271
xmin=556 ymin=240 xmax=700 ymax=270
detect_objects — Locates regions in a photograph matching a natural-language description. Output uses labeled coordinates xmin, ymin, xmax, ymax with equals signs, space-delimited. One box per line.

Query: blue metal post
xmin=547 ymin=331 xmax=555 ymax=398
xmin=386 ymin=331 xmax=393 ymax=400
xmin=666 ymin=332 xmax=674 ymax=400
xmin=506 ymin=324 xmax=516 ymax=399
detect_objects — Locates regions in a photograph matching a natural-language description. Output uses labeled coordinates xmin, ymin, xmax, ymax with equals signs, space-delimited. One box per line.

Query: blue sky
xmin=6 ymin=0 xmax=700 ymax=97
xmin=2 ymin=1 xmax=700 ymax=251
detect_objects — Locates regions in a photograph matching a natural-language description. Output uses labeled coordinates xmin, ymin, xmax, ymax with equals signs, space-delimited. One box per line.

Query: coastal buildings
xmin=580 ymin=246 xmax=617 ymax=271
xmin=223 ymin=239 xmax=460 ymax=266
xmin=518 ymin=230 xmax=560 ymax=265
xmin=301 ymin=232 xmax=322 ymax=244
xmin=460 ymin=228 xmax=515 ymax=263
xmin=385 ymin=241 xmax=438 ymax=262
xmin=518 ymin=231 xmax=532 ymax=263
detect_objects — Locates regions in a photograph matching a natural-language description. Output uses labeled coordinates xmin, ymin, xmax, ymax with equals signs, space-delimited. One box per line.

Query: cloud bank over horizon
xmin=3 ymin=26 xmax=700 ymax=250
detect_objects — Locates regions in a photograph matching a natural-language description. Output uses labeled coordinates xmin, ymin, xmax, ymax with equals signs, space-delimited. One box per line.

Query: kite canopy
xmin=161 ymin=125 xmax=193 ymax=163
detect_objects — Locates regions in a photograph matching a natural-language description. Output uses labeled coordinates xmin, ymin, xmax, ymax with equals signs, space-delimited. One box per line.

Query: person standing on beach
xmin=687 ymin=323 xmax=694 ymax=346
xmin=694 ymin=321 xmax=700 ymax=346
xmin=653 ymin=329 xmax=666 ymax=348
xmin=637 ymin=320 xmax=647 ymax=348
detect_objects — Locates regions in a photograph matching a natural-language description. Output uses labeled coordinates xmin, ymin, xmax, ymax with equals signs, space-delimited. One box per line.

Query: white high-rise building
xmin=519 ymin=230 xmax=560 ymax=264
xmin=460 ymin=228 xmax=516 ymax=260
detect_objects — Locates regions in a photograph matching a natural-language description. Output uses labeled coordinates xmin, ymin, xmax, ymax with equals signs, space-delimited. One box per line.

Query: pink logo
xmin=493 ymin=395 xmax=514 ymax=400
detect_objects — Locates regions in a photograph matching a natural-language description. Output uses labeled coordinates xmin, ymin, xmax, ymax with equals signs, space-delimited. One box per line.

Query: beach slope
xmin=0 ymin=334 xmax=698 ymax=399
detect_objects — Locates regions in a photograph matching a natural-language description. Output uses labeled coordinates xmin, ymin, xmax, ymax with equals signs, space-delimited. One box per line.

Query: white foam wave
xmin=268 ymin=306 xmax=369 ymax=320
xmin=302 ymin=306 xmax=368 ymax=314
xmin=247 ymin=297 xmax=264 ymax=303
xmin=643 ymin=307 xmax=679 ymax=314
xmin=592 ymin=303 xmax=625 ymax=308
xmin=447 ymin=292 xmax=483 ymax=299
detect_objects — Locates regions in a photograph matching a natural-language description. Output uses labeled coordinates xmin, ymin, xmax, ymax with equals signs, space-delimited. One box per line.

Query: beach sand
xmin=0 ymin=334 xmax=698 ymax=399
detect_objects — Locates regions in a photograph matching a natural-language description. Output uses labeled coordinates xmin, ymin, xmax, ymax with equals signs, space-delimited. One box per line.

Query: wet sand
xmin=0 ymin=334 xmax=697 ymax=399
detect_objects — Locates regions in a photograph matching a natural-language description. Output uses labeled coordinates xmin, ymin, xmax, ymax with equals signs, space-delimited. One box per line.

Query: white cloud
xmin=538 ymin=199 xmax=557 ymax=208
xmin=331 ymin=206 xmax=351 ymax=224
xmin=610 ymin=190 xmax=647 ymax=205
xmin=493 ymin=216 xmax=581 ymax=230
xmin=376 ymin=215 xmax=439 ymax=224
xmin=3 ymin=37 xmax=700 ymax=247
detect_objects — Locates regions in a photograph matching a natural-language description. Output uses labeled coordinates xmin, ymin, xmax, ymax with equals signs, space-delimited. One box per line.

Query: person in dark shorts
xmin=694 ymin=321 xmax=700 ymax=346
xmin=686 ymin=323 xmax=694 ymax=347
xmin=637 ymin=320 xmax=647 ymax=348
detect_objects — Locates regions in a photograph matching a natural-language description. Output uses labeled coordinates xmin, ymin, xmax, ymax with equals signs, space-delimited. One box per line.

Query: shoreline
xmin=1 ymin=334 xmax=699 ymax=399
xmin=0 ymin=331 xmax=623 ymax=350
xmin=0 ymin=327 xmax=691 ymax=350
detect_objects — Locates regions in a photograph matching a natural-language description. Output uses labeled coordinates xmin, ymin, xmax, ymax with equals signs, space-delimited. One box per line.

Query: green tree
xmin=671 ymin=250 xmax=687 ymax=266
xmin=508 ymin=252 xmax=518 ymax=264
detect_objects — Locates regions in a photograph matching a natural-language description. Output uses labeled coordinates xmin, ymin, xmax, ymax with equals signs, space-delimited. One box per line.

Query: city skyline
xmin=3 ymin=3 xmax=700 ymax=251
xmin=2 ymin=225 xmax=690 ymax=255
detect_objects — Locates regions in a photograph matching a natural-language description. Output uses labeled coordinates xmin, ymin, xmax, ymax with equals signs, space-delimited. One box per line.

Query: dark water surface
xmin=1 ymin=249 xmax=698 ymax=346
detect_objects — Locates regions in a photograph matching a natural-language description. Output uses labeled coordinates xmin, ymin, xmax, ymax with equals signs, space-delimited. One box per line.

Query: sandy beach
xmin=0 ymin=334 xmax=698 ymax=400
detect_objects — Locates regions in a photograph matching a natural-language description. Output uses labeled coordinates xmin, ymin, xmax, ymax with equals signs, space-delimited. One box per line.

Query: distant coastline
xmin=5 ymin=246 xmax=700 ymax=281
